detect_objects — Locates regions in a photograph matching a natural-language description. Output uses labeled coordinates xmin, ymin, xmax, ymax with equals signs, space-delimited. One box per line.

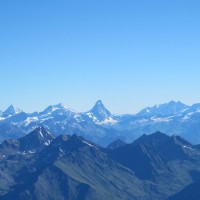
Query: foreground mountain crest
xmin=1 ymin=127 xmax=200 ymax=200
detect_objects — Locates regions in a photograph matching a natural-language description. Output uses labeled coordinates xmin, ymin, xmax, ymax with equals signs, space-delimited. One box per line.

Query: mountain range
xmin=1 ymin=100 xmax=200 ymax=146
xmin=1 ymin=127 xmax=200 ymax=199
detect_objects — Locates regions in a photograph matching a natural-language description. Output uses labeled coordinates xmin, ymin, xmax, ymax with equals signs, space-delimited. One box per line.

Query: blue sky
xmin=0 ymin=0 xmax=200 ymax=114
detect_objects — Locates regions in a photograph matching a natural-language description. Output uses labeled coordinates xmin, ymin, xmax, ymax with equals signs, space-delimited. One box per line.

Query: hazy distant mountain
xmin=107 ymin=139 xmax=126 ymax=149
xmin=1 ymin=100 xmax=200 ymax=146
xmin=2 ymin=105 xmax=22 ymax=118
xmin=113 ymin=100 xmax=200 ymax=144
xmin=138 ymin=101 xmax=189 ymax=116
xmin=39 ymin=103 xmax=77 ymax=118
xmin=0 ymin=123 xmax=24 ymax=142
xmin=86 ymin=100 xmax=112 ymax=122
xmin=1 ymin=128 xmax=200 ymax=200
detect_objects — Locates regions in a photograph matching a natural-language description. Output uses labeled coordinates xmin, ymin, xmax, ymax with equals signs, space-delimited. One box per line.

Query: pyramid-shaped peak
xmin=91 ymin=100 xmax=108 ymax=110
xmin=18 ymin=127 xmax=56 ymax=151
xmin=90 ymin=100 xmax=111 ymax=121
xmin=3 ymin=104 xmax=22 ymax=117
xmin=21 ymin=126 xmax=55 ymax=142
xmin=32 ymin=126 xmax=55 ymax=139
xmin=6 ymin=104 xmax=20 ymax=111
xmin=95 ymin=100 xmax=104 ymax=106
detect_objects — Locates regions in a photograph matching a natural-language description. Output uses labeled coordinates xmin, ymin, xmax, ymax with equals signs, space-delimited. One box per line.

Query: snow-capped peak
xmin=40 ymin=103 xmax=74 ymax=115
xmin=89 ymin=100 xmax=112 ymax=121
xmin=41 ymin=104 xmax=63 ymax=114
xmin=94 ymin=100 xmax=104 ymax=107
xmin=23 ymin=126 xmax=55 ymax=143
xmin=2 ymin=104 xmax=22 ymax=117
xmin=17 ymin=127 xmax=56 ymax=151
xmin=138 ymin=101 xmax=189 ymax=116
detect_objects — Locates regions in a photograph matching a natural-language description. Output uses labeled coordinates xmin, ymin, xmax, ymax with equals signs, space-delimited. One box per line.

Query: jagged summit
xmin=94 ymin=100 xmax=104 ymax=106
xmin=18 ymin=126 xmax=56 ymax=151
xmin=29 ymin=126 xmax=55 ymax=139
xmin=91 ymin=100 xmax=107 ymax=111
xmin=38 ymin=133 xmax=99 ymax=163
xmin=2 ymin=104 xmax=22 ymax=117
xmin=89 ymin=100 xmax=112 ymax=121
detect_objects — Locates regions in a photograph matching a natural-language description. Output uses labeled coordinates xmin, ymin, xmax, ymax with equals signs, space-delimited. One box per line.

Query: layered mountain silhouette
xmin=0 ymin=127 xmax=55 ymax=158
xmin=0 ymin=127 xmax=146 ymax=200
xmin=1 ymin=127 xmax=200 ymax=200
xmin=1 ymin=100 xmax=200 ymax=146
xmin=108 ymin=132 xmax=198 ymax=180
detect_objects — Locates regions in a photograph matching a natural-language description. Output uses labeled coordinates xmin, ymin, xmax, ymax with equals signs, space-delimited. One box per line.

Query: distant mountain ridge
xmin=1 ymin=100 xmax=200 ymax=146
xmin=138 ymin=100 xmax=189 ymax=116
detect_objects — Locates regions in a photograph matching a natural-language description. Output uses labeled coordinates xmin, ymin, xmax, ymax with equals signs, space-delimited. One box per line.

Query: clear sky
xmin=0 ymin=0 xmax=200 ymax=114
